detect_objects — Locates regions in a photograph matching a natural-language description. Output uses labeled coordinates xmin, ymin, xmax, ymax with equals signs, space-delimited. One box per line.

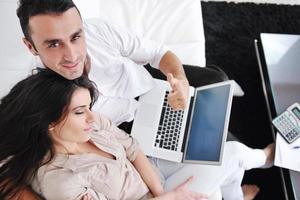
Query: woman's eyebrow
xmin=71 ymin=105 xmax=87 ymax=111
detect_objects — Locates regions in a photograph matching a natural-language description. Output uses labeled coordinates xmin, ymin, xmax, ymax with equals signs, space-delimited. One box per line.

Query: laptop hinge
xmin=181 ymin=96 xmax=194 ymax=153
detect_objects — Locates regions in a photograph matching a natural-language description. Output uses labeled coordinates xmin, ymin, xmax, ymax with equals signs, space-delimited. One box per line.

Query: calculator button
xmin=290 ymin=132 xmax=295 ymax=139
xmin=292 ymin=129 xmax=298 ymax=136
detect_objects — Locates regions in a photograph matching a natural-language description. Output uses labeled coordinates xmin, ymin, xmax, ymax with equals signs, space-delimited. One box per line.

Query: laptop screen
xmin=184 ymin=82 xmax=232 ymax=164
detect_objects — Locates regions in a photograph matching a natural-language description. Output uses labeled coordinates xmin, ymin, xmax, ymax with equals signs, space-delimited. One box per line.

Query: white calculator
xmin=272 ymin=103 xmax=300 ymax=143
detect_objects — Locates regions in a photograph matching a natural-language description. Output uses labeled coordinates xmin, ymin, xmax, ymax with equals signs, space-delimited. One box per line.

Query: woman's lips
xmin=84 ymin=127 xmax=92 ymax=132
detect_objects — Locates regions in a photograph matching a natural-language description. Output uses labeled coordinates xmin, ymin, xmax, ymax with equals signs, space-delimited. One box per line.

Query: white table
xmin=256 ymin=33 xmax=300 ymax=200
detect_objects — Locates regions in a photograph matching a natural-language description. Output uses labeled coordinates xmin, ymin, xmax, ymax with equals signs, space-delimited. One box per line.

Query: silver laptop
xmin=131 ymin=79 xmax=234 ymax=165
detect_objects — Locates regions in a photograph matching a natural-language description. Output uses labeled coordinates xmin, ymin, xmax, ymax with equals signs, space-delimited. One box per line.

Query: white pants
xmin=149 ymin=141 xmax=266 ymax=200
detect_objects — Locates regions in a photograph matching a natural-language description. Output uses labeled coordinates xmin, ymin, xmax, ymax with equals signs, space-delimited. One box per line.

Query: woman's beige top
xmin=31 ymin=115 xmax=150 ymax=200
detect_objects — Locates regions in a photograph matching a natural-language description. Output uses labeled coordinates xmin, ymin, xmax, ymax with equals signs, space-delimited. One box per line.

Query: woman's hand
xmin=171 ymin=176 xmax=208 ymax=200
xmin=81 ymin=193 xmax=93 ymax=200
xmin=153 ymin=176 xmax=208 ymax=200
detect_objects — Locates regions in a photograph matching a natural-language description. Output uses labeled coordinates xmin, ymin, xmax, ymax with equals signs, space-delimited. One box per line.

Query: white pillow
xmin=0 ymin=1 xmax=34 ymax=98
xmin=74 ymin=0 xmax=206 ymax=67
xmin=0 ymin=69 xmax=28 ymax=99
xmin=0 ymin=1 xmax=33 ymax=71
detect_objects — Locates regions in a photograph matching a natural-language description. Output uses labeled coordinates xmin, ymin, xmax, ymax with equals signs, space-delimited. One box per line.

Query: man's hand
xmin=167 ymin=73 xmax=189 ymax=110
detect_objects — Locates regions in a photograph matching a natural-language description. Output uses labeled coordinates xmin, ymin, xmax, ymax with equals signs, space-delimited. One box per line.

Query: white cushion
xmin=0 ymin=69 xmax=28 ymax=99
xmin=0 ymin=1 xmax=33 ymax=98
xmin=0 ymin=1 xmax=34 ymax=71
xmin=74 ymin=0 xmax=206 ymax=67
xmin=232 ymin=80 xmax=245 ymax=97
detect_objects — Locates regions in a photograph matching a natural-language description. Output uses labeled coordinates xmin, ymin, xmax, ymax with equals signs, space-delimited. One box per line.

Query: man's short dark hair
xmin=16 ymin=0 xmax=80 ymax=41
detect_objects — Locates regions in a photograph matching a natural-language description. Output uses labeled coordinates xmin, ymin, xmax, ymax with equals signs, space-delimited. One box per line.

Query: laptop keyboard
xmin=154 ymin=91 xmax=184 ymax=151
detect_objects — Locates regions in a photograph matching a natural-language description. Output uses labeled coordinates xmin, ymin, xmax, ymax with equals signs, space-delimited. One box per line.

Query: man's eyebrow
xmin=42 ymin=29 xmax=83 ymax=45
xmin=43 ymin=38 xmax=61 ymax=46
xmin=70 ymin=29 xmax=83 ymax=39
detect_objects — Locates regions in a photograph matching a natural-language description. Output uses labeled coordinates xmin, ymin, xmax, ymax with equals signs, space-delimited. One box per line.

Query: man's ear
xmin=22 ymin=37 xmax=39 ymax=56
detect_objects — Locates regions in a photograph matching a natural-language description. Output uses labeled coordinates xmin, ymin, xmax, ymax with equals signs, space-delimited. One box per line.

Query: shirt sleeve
xmin=91 ymin=20 xmax=169 ymax=69
xmin=96 ymin=113 xmax=140 ymax=162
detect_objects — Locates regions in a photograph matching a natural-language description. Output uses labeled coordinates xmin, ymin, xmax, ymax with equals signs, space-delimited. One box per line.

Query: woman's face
xmin=49 ymin=88 xmax=95 ymax=146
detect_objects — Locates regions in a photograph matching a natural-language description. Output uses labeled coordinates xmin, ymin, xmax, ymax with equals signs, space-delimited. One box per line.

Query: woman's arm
xmin=132 ymin=150 xmax=164 ymax=197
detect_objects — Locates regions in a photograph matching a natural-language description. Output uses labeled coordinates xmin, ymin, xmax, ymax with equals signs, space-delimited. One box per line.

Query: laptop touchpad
xmin=137 ymin=103 xmax=160 ymax=127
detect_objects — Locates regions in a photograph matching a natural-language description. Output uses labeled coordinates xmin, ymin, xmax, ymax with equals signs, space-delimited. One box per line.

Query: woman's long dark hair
xmin=0 ymin=68 xmax=98 ymax=198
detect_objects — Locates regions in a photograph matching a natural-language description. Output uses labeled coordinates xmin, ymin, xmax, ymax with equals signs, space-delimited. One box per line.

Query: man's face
xmin=24 ymin=8 xmax=87 ymax=80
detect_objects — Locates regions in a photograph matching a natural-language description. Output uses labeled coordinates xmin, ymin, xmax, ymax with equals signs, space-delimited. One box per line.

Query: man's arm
xmin=132 ymin=150 xmax=164 ymax=197
xmin=159 ymin=51 xmax=190 ymax=110
xmin=100 ymin=22 xmax=189 ymax=110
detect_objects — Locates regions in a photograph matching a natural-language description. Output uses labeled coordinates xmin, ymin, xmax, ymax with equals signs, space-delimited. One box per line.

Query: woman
xmin=0 ymin=69 xmax=206 ymax=200
xmin=0 ymin=69 xmax=273 ymax=200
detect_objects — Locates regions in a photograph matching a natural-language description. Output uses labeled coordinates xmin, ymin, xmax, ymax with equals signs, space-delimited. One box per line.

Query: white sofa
xmin=0 ymin=0 xmax=221 ymax=199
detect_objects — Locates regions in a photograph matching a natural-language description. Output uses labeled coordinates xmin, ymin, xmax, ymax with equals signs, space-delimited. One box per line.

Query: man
xmin=17 ymin=0 xmax=228 ymax=127
xmin=17 ymin=0 xmax=191 ymax=125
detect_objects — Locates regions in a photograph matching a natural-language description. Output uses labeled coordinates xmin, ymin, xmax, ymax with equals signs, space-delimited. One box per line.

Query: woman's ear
xmin=48 ymin=124 xmax=55 ymax=132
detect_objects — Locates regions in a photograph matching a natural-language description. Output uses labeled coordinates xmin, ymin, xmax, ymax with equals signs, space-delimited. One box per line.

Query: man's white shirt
xmin=30 ymin=19 xmax=169 ymax=125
